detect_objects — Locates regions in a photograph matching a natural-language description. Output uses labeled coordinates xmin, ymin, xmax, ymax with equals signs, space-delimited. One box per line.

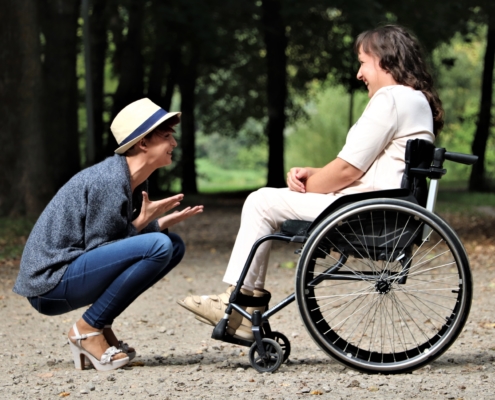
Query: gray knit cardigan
xmin=13 ymin=154 xmax=159 ymax=297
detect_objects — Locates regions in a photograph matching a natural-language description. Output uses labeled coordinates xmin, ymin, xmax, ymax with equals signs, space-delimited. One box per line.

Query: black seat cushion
xmin=280 ymin=188 xmax=414 ymax=237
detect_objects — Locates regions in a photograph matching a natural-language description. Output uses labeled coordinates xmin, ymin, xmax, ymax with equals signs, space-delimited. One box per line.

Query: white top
xmin=337 ymin=85 xmax=435 ymax=195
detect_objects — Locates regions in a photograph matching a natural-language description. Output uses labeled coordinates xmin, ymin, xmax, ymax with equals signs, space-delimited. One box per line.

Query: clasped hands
xmin=133 ymin=192 xmax=203 ymax=232
xmin=287 ymin=167 xmax=311 ymax=193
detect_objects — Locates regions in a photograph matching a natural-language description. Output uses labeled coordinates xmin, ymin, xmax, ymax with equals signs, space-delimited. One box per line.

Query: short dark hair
xmin=124 ymin=114 xmax=181 ymax=155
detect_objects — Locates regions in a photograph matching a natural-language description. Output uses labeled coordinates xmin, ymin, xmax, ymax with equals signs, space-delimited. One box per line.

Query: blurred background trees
xmin=0 ymin=0 xmax=493 ymax=217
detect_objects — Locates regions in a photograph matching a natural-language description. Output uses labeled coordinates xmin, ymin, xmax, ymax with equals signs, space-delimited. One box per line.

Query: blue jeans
xmin=28 ymin=232 xmax=185 ymax=328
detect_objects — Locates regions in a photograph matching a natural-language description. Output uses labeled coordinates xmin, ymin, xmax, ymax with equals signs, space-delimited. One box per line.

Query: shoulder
xmin=370 ymin=85 xmax=427 ymax=105
xmin=382 ymin=85 xmax=429 ymax=110
xmin=76 ymin=155 xmax=128 ymax=188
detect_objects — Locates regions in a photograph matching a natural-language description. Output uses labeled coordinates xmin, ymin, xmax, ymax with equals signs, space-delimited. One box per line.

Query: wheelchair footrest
xmin=211 ymin=326 xmax=253 ymax=348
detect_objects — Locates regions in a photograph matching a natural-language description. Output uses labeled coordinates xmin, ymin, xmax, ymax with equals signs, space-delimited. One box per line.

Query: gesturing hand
xmin=287 ymin=167 xmax=309 ymax=193
xmin=133 ymin=192 xmax=184 ymax=231
xmin=158 ymin=205 xmax=204 ymax=230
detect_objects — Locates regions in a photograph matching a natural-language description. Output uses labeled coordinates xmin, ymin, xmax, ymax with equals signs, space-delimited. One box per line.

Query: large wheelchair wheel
xmin=295 ymin=198 xmax=472 ymax=374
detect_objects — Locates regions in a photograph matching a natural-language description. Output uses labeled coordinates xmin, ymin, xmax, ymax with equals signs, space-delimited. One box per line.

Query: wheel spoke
xmin=296 ymin=200 xmax=472 ymax=373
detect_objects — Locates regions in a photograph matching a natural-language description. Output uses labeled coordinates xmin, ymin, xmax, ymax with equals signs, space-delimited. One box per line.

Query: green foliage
xmin=193 ymin=125 xmax=267 ymax=192
xmin=285 ymin=83 xmax=368 ymax=170
xmin=433 ymin=24 xmax=495 ymax=185
xmin=195 ymin=158 xmax=266 ymax=193
xmin=0 ymin=218 xmax=35 ymax=261
xmin=437 ymin=189 xmax=495 ymax=214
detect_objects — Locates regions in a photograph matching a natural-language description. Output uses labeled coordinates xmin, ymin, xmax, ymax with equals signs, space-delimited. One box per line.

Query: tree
xmin=110 ymin=0 xmax=145 ymax=133
xmin=0 ymin=0 xmax=51 ymax=216
xmin=39 ymin=0 xmax=81 ymax=190
xmin=89 ymin=0 xmax=111 ymax=163
xmin=261 ymin=0 xmax=288 ymax=188
xmin=470 ymin=9 xmax=495 ymax=191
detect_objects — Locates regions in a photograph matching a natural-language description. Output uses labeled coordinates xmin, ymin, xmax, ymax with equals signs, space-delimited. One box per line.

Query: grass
xmin=0 ymin=217 xmax=36 ymax=262
xmin=2 ymin=171 xmax=494 ymax=262
xmin=436 ymin=189 xmax=495 ymax=214
xmin=196 ymin=159 xmax=266 ymax=194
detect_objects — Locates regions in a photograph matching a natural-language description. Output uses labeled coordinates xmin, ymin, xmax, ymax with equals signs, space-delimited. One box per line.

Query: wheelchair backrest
xmin=400 ymin=139 xmax=435 ymax=208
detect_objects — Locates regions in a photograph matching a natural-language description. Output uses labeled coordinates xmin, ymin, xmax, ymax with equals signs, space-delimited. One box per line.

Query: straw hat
xmin=111 ymin=98 xmax=181 ymax=154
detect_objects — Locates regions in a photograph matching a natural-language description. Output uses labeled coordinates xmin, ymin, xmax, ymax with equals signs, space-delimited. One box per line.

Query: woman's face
xmin=356 ymin=46 xmax=397 ymax=98
xmin=145 ymin=126 xmax=178 ymax=167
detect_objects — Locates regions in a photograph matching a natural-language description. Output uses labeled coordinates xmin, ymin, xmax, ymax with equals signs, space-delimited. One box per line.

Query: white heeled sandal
xmin=68 ymin=324 xmax=129 ymax=371
xmin=105 ymin=324 xmax=137 ymax=361
xmin=83 ymin=325 xmax=136 ymax=368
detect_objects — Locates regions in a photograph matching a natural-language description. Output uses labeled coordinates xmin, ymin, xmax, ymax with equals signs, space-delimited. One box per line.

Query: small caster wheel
xmin=249 ymin=338 xmax=283 ymax=373
xmin=269 ymin=331 xmax=291 ymax=362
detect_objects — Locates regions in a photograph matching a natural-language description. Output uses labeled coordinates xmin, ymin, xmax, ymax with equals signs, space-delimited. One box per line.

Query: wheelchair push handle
xmin=444 ymin=151 xmax=478 ymax=166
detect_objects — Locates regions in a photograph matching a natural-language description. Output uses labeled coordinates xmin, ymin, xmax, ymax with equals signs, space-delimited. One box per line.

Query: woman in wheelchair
xmin=179 ymin=25 xmax=443 ymax=342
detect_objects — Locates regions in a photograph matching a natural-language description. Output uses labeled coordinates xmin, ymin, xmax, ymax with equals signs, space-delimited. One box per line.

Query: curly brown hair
xmin=355 ymin=25 xmax=444 ymax=135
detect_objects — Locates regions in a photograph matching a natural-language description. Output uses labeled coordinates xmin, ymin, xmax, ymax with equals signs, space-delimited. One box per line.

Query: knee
xmin=146 ymin=232 xmax=174 ymax=265
xmin=167 ymin=232 xmax=186 ymax=261
xmin=243 ymin=187 xmax=278 ymax=215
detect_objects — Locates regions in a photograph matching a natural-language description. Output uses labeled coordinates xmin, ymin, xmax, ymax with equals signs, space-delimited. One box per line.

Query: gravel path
xmin=0 ymin=200 xmax=494 ymax=399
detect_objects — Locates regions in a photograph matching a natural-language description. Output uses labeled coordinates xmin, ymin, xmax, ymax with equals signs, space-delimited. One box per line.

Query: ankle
xmin=102 ymin=327 xmax=119 ymax=348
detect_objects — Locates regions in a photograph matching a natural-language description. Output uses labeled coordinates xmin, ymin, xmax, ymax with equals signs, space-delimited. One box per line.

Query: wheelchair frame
xmin=210 ymin=139 xmax=478 ymax=374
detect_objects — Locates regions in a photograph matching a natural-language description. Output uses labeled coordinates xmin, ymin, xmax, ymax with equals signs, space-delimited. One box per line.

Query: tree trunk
xmin=89 ymin=0 xmax=109 ymax=163
xmin=146 ymin=47 xmax=181 ymax=195
xmin=261 ymin=0 xmax=288 ymax=188
xmin=147 ymin=0 xmax=171 ymax=108
xmin=162 ymin=48 xmax=181 ymax=112
xmin=146 ymin=2 xmax=182 ymax=196
xmin=179 ymin=54 xmax=199 ymax=194
xmin=469 ymin=16 xmax=495 ymax=192
xmin=109 ymin=0 xmax=145 ymax=154
xmin=0 ymin=0 xmax=51 ymax=216
xmin=39 ymin=0 xmax=81 ymax=191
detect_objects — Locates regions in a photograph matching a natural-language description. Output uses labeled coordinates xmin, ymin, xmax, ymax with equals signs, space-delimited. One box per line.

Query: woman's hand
xmin=133 ymin=192 xmax=184 ymax=232
xmin=158 ymin=205 xmax=204 ymax=230
xmin=287 ymin=167 xmax=311 ymax=193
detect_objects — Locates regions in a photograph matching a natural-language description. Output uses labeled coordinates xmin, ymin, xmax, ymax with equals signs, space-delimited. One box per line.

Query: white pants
xmin=223 ymin=187 xmax=340 ymax=291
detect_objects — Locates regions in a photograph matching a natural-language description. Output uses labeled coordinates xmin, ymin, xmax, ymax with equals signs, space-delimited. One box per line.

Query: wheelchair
xmin=210 ymin=139 xmax=478 ymax=374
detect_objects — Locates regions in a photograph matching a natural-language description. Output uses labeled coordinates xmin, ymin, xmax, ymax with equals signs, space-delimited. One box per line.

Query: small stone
xmin=158 ymin=327 xmax=166 ymax=333
xmin=166 ymin=330 xmax=175 ymax=336
xmin=107 ymin=375 xmax=116 ymax=382
xmin=87 ymin=384 xmax=95 ymax=391
xmin=236 ymin=367 xmax=245 ymax=372
xmin=80 ymin=389 xmax=88 ymax=394
xmin=347 ymin=379 xmax=360 ymax=388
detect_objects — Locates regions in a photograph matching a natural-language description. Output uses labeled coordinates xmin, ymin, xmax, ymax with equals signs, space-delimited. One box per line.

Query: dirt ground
xmin=0 ymin=195 xmax=494 ymax=399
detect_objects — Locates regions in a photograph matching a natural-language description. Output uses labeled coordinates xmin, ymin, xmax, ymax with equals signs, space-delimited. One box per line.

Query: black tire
xmin=295 ymin=198 xmax=472 ymax=374
xmin=269 ymin=331 xmax=291 ymax=362
xmin=248 ymin=338 xmax=284 ymax=373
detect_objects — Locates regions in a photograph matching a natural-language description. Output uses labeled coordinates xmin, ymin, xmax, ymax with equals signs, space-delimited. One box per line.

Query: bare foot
xmin=68 ymin=319 xmax=127 ymax=362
